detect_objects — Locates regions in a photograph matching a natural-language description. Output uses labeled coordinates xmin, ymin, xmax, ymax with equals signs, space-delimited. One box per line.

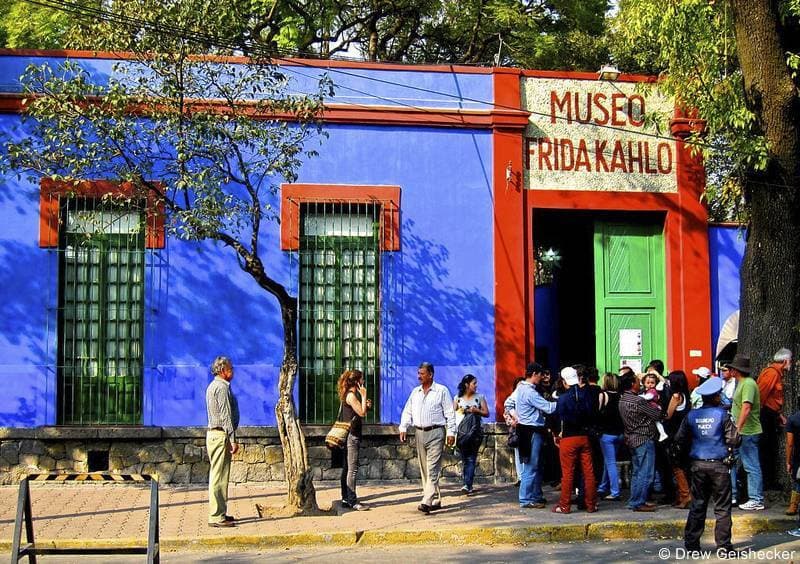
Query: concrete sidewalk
xmin=0 ymin=482 xmax=794 ymax=551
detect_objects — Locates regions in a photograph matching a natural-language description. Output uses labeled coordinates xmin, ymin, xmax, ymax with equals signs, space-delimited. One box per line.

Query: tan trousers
xmin=415 ymin=427 xmax=445 ymax=506
xmin=207 ymin=430 xmax=231 ymax=523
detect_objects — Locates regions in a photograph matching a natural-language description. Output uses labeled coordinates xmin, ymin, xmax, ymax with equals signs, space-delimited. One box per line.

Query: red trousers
xmin=558 ymin=435 xmax=597 ymax=512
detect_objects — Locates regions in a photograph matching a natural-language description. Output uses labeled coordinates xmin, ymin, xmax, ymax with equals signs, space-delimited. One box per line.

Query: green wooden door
xmin=593 ymin=221 xmax=666 ymax=375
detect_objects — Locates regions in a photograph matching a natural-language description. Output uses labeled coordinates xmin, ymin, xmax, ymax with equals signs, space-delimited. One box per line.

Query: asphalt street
xmin=32 ymin=531 xmax=800 ymax=563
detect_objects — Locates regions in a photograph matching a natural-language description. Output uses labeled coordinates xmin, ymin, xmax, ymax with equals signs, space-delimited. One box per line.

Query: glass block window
xmin=58 ymin=199 xmax=145 ymax=424
xmin=298 ymin=203 xmax=380 ymax=424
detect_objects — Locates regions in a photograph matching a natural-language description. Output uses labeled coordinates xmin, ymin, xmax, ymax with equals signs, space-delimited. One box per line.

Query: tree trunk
xmin=274 ymin=297 xmax=318 ymax=511
xmin=730 ymin=0 xmax=800 ymax=490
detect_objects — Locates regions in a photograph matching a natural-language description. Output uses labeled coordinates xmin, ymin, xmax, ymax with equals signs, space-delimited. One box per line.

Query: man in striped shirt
xmin=618 ymin=371 xmax=662 ymax=512
xmin=206 ymin=356 xmax=240 ymax=527
xmin=399 ymin=362 xmax=456 ymax=514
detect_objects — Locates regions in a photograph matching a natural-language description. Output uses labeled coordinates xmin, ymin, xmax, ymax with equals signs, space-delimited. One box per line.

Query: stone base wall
xmin=0 ymin=425 xmax=516 ymax=485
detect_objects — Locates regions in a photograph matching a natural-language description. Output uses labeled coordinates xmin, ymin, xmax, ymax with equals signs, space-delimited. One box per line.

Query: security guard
xmin=675 ymin=377 xmax=741 ymax=554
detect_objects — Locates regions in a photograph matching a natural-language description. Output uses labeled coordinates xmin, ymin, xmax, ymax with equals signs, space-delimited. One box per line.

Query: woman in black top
xmin=338 ymin=369 xmax=371 ymax=511
xmin=665 ymin=370 xmax=692 ymax=508
xmin=597 ymin=372 xmax=625 ymax=501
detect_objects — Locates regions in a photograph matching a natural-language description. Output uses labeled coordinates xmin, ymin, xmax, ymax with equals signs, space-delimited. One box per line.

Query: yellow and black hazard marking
xmin=28 ymin=472 xmax=155 ymax=482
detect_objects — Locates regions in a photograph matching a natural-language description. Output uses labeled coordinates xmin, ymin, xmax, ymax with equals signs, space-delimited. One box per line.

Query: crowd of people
xmin=202 ymin=351 xmax=799 ymax=552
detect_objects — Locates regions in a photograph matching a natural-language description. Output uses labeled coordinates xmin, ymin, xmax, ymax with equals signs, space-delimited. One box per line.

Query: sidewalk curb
xmin=2 ymin=515 xmax=793 ymax=551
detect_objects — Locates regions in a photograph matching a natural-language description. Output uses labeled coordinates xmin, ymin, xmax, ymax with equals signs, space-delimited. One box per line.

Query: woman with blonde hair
xmin=337 ymin=369 xmax=371 ymax=511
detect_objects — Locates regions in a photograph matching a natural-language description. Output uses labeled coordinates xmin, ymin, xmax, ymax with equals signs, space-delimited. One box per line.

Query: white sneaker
xmin=738 ymin=500 xmax=765 ymax=511
xmin=789 ymin=528 xmax=800 ymax=537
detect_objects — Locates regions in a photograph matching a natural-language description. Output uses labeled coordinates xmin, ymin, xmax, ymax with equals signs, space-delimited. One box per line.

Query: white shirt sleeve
xmin=399 ymin=391 xmax=414 ymax=433
xmin=442 ymin=386 xmax=456 ymax=437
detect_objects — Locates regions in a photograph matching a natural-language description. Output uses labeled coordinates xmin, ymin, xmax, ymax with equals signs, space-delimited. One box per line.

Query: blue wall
xmin=0 ymin=55 xmax=496 ymax=427
xmin=141 ymin=124 xmax=495 ymax=427
xmin=708 ymin=225 xmax=745 ymax=356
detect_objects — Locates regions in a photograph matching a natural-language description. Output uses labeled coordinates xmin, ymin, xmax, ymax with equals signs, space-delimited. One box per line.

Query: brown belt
xmin=209 ymin=427 xmax=225 ymax=432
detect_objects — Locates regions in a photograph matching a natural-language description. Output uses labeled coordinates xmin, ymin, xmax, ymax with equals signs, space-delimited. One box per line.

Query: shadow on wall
xmin=383 ymin=219 xmax=495 ymax=422
xmin=0 ymin=241 xmax=52 ymax=366
xmin=150 ymin=239 xmax=285 ymax=426
xmin=0 ymin=237 xmax=54 ymax=426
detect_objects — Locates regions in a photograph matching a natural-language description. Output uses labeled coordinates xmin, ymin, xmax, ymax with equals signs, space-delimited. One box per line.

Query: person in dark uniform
xmin=675 ymin=377 xmax=741 ymax=554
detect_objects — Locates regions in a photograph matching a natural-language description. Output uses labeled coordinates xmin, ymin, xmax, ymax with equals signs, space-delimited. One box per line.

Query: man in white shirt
xmin=720 ymin=366 xmax=736 ymax=407
xmin=399 ymin=362 xmax=456 ymax=514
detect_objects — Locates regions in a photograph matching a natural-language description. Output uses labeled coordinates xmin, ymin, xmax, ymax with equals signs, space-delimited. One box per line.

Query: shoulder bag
xmin=325 ymin=403 xmax=351 ymax=450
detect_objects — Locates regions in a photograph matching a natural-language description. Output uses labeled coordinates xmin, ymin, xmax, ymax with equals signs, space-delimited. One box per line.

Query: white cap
xmin=691 ymin=366 xmax=712 ymax=379
xmin=561 ymin=367 xmax=579 ymax=387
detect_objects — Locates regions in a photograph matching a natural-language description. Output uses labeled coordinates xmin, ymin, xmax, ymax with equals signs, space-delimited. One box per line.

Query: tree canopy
xmin=0 ymin=0 xmax=84 ymax=48
xmin=1 ymin=0 xmax=612 ymax=70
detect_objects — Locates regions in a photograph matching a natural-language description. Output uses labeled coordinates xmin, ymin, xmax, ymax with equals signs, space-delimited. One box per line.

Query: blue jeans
xmin=598 ymin=434 xmax=624 ymax=497
xmin=461 ymin=451 xmax=477 ymax=489
xmin=628 ymin=440 xmax=655 ymax=510
xmin=519 ymin=432 xmax=545 ymax=506
xmin=730 ymin=447 xmax=740 ymax=500
xmin=739 ymin=434 xmax=763 ymax=503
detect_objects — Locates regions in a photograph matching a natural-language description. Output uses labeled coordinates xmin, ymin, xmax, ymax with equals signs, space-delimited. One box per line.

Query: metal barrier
xmin=11 ymin=472 xmax=160 ymax=564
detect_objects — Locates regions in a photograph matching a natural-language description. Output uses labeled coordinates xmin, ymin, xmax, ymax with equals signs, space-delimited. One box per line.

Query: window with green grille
xmin=57 ymin=199 xmax=145 ymax=424
xmin=299 ymin=203 xmax=380 ymax=424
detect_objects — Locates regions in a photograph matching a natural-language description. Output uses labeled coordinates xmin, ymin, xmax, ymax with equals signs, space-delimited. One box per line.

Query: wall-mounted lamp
xmin=598 ymin=64 xmax=621 ymax=81
xmin=505 ymin=161 xmax=513 ymax=191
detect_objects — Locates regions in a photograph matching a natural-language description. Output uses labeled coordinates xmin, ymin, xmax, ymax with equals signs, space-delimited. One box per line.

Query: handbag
xmin=507 ymin=425 xmax=519 ymax=448
xmin=325 ymin=403 xmax=351 ymax=450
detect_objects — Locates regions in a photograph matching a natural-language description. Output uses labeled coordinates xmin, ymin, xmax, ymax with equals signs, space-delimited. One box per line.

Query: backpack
xmin=457 ymin=412 xmax=483 ymax=453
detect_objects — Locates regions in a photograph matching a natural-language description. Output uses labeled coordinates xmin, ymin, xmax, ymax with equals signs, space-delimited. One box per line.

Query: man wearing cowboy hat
xmin=676 ymin=377 xmax=740 ymax=555
xmin=728 ymin=354 xmax=765 ymax=511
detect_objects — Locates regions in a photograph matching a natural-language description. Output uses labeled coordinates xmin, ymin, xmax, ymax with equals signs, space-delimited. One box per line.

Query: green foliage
xmin=276 ymin=0 xmax=610 ymax=69
xmin=404 ymin=0 xmax=610 ymax=69
xmin=3 ymin=55 xmax=327 ymax=245
xmin=0 ymin=0 xmax=89 ymax=48
xmin=607 ymin=0 xmax=783 ymax=221
xmin=0 ymin=0 xmax=611 ymax=69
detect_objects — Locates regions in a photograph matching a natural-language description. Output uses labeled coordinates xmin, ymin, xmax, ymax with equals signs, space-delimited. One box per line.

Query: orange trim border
xmin=280 ymin=184 xmax=401 ymax=251
xmin=40 ymin=178 xmax=166 ymax=249
xmin=492 ymin=69 xmax=529 ymax=420
xmin=0 ymin=94 xmax=530 ymax=130
xmin=0 ymin=49 xmax=495 ymax=75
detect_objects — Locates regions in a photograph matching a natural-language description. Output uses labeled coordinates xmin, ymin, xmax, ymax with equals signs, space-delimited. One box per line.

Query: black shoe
xmin=417 ymin=503 xmax=431 ymax=514
xmin=685 ymin=544 xmax=701 ymax=552
xmin=208 ymin=520 xmax=235 ymax=528
xmin=223 ymin=514 xmax=235 ymax=522
xmin=430 ymin=502 xmax=442 ymax=511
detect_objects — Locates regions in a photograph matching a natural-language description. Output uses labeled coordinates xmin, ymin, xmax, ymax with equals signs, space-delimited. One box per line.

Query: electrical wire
xmin=18 ymin=0 xmax=720 ymax=150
